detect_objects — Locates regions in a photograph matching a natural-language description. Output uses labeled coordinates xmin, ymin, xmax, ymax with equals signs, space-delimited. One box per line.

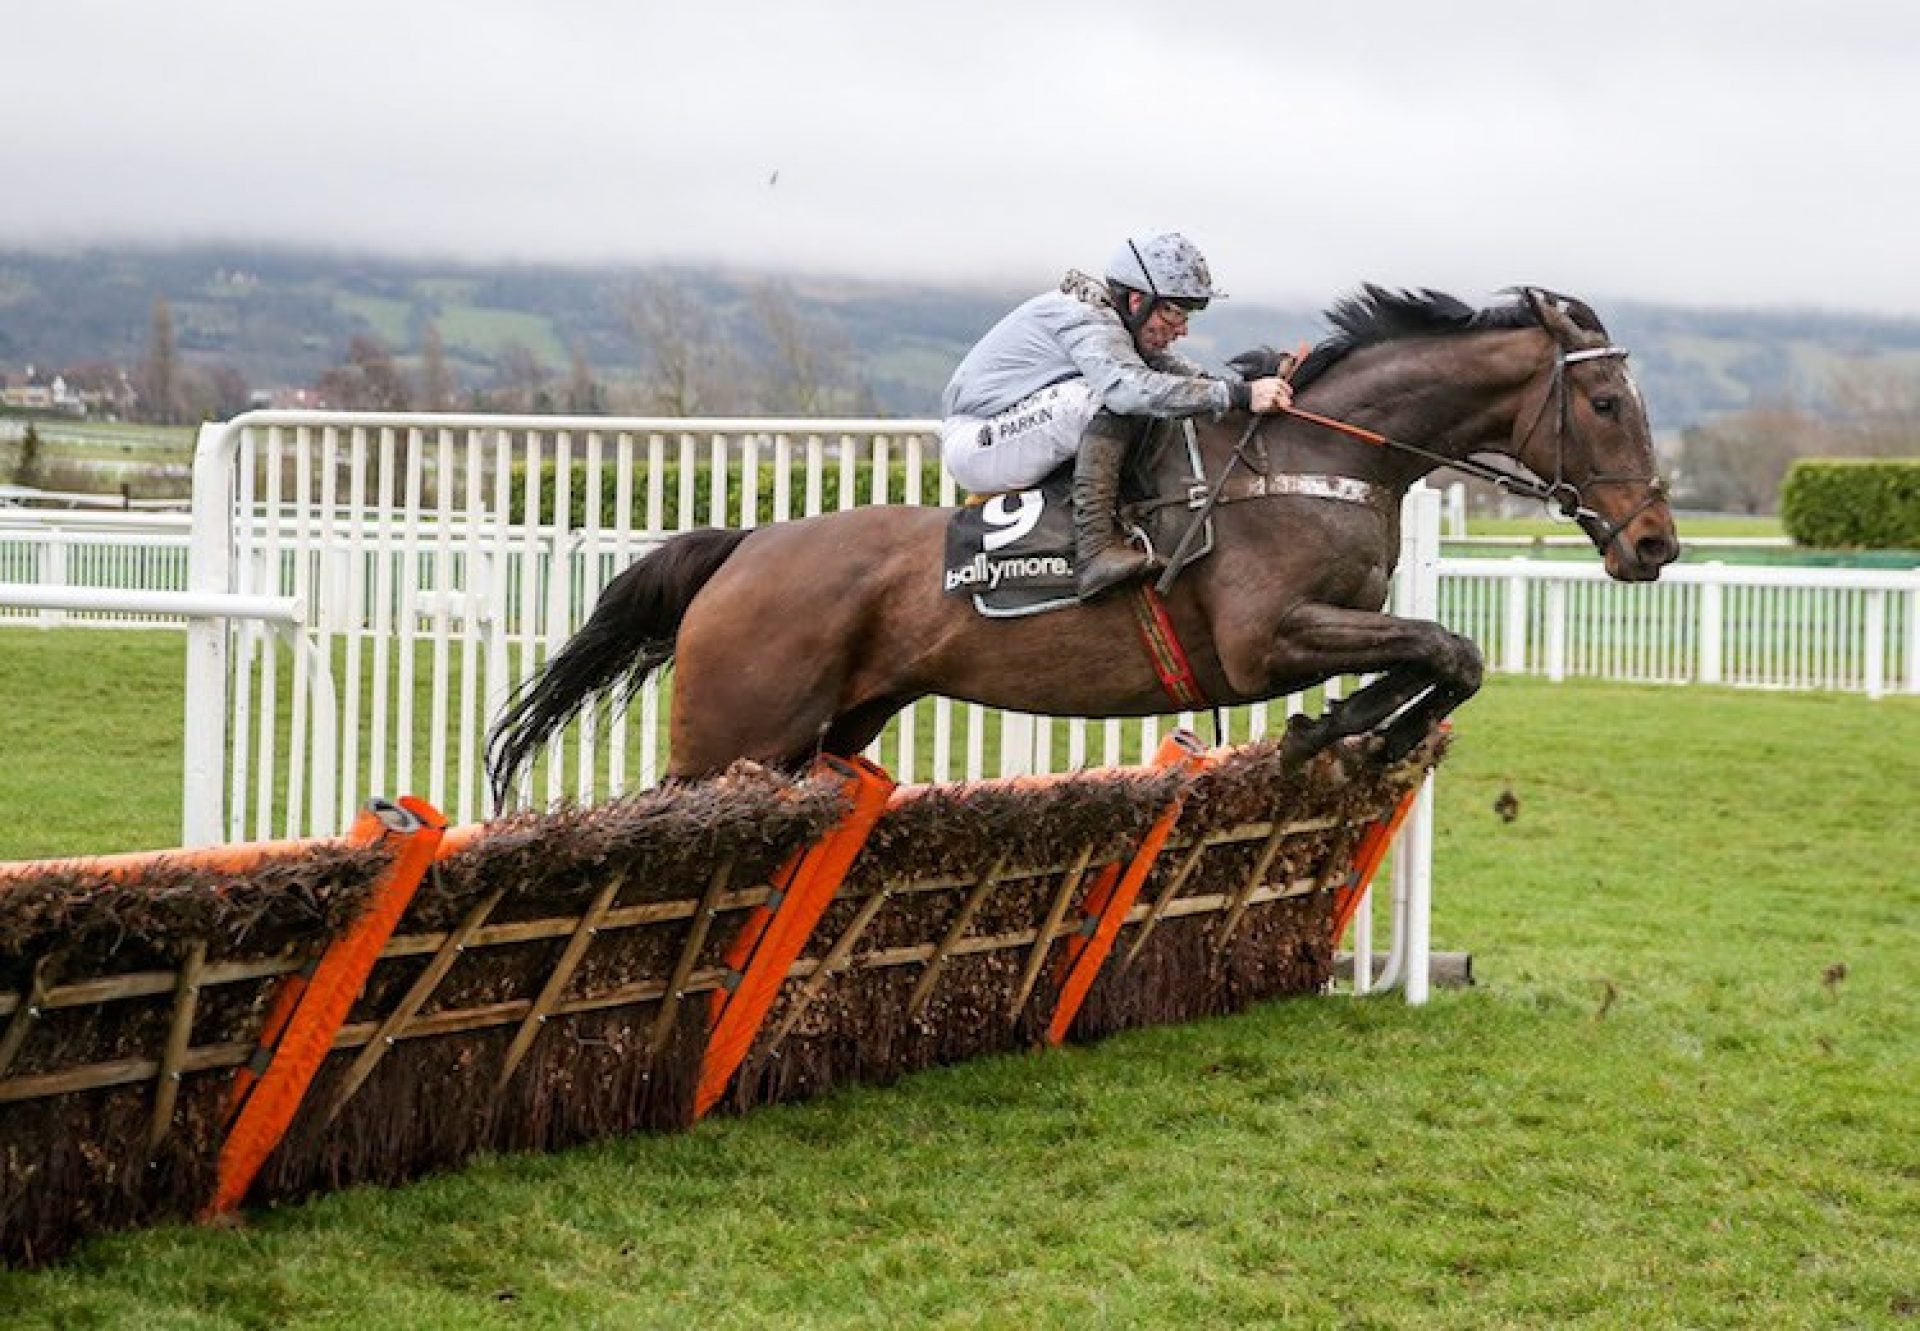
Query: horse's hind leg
xmin=820 ymin=695 xmax=915 ymax=764
xmin=665 ymin=656 xmax=850 ymax=778
xmin=667 ymin=697 xmax=836 ymax=778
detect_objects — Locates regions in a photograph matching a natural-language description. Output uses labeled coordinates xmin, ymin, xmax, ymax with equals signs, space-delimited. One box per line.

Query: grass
xmin=3 ymin=417 xmax=194 ymax=468
xmin=0 ymin=633 xmax=1916 ymax=1326
xmin=0 ymin=630 xmax=185 ymax=856
xmin=1466 ymin=514 xmax=1785 ymax=540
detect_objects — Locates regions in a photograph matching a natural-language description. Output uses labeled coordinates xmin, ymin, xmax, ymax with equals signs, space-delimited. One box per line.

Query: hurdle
xmin=0 ymin=728 xmax=1442 ymax=1266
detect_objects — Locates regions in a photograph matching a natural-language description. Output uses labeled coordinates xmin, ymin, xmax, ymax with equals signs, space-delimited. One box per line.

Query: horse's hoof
xmin=1345 ymin=732 xmax=1388 ymax=764
xmin=1280 ymin=714 xmax=1323 ymax=766
xmin=1318 ymin=738 xmax=1371 ymax=784
xmin=1377 ymin=720 xmax=1432 ymax=768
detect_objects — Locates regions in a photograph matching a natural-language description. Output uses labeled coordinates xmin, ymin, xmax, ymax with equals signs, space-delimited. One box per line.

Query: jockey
xmin=940 ymin=231 xmax=1293 ymax=600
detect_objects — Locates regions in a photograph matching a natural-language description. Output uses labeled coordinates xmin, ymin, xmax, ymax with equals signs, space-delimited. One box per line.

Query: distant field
xmin=334 ymin=292 xmax=415 ymax=345
xmin=329 ymin=292 xmax=570 ymax=367
xmin=1 ymin=417 xmax=193 ymax=461
xmin=437 ymin=304 xmax=569 ymax=364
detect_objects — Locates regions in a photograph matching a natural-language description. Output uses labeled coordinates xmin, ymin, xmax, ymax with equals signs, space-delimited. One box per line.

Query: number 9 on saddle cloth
xmin=941 ymin=418 xmax=1215 ymax=619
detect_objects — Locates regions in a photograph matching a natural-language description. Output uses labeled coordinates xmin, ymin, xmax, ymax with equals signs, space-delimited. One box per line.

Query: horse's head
xmin=1512 ymin=288 xmax=1679 ymax=581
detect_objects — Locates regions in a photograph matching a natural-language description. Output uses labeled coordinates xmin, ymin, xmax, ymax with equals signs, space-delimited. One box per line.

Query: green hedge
xmin=1779 ymin=459 xmax=1920 ymax=550
xmin=511 ymin=460 xmax=949 ymax=529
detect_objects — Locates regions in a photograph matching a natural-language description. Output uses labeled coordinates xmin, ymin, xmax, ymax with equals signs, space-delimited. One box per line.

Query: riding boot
xmin=1073 ymin=426 xmax=1152 ymax=601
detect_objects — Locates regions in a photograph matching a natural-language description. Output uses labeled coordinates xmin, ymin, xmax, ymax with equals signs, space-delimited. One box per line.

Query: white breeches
xmin=940 ymin=379 xmax=1097 ymax=494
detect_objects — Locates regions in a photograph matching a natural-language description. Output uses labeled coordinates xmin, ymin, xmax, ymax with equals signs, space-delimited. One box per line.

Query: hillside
xmin=4 ymin=246 xmax=1920 ymax=427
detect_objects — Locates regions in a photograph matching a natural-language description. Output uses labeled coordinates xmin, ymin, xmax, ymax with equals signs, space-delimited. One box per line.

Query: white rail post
xmin=182 ymin=422 xmax=237 ymax=847
xmin=1907 ymin=580 xmax=1920 ymax=695
xmin=1864 ymin=589 xmax=1887 ymax=700
xmin=1699 ymin=562 xmax=1724 ymax=686
xmin=1406 ymin=486 xmax=1441 ymax=1005
xmin=39 ymin=531 xmax=67 ymax=628
xmin=1393 ymin=485 xmax=1442 ymax=1005
xmin=998 ymin=713 xmax=1036 ymax=777
xmin=1402 ymin=773 xmax=1436 ymax=1006
xmin=1545 ymin=580 xmax=1569 ymax=683
xmin=1503 ymin=558 xmax=1529 ymax=674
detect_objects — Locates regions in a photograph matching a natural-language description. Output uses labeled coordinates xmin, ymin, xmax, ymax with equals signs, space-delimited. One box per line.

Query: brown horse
xmin=487 ymin=286 xmax=1677 ymax=803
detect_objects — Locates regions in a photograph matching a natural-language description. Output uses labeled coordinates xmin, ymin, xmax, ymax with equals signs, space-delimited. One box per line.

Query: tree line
xmin=1676 ymin=362 xmax=1920 ymax=513
xmin=50 ymin=278 xmax=1920 ymax=517
xmin=125 ymin=277 xmax=878 ymax=424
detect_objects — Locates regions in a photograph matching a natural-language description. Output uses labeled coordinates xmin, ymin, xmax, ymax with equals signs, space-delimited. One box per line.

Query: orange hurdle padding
xmin=1326 ymin=784 xmax=1421 ymax=949
xmin=0 ymin=834 xmax=353 ymax=884
xmin=1043 ymin=731 xmax=1210 ymax=1046
xmin=204 ymin=796 xmax=447 ymax=1217
xmin=694 ymin=755 xmax=894 ymax=1120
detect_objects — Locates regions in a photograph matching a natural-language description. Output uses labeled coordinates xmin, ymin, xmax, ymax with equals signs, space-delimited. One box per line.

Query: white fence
xmin=13 ymin=499 xmax=1917 ymax=695
xmin=163 ymin=413 xmax=1443 ymax=852
xmin=7 ymin=412 xmax=1916 ymax=832
xmin=1439 ymin=557 xmax=1918 ymax=697
xmin=0 ymin=512 xmax=194 ymax=628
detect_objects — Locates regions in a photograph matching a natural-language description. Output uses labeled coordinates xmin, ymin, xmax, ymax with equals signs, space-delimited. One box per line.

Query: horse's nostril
xmin=1637 ymin=534 xmax=1678 ymax=567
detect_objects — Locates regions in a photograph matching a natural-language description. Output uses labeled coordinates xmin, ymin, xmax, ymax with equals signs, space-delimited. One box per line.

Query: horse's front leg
xmin=1221 ymin=602 xmax=1483 ymax=762
xmin=1281 ymin=669 xmax=1435 ymax=764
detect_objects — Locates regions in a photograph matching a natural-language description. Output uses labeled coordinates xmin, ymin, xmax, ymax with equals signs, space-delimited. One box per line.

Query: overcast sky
xmin=7 ymin=1 xmax=1917 ymax=316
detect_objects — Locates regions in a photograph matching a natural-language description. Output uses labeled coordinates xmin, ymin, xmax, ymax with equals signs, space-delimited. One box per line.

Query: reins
xmin=1275 ymin=344 xmax=1667 ymax=558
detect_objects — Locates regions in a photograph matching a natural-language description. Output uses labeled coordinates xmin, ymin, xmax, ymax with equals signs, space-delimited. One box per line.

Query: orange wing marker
xmin=204 ymin=797 xmax=446 ymax=1218
xmin=1327 ymin=787 xmax=1421 ymax=948
xmin=1043 ymin=731 xmax=1209 ymax=1046
xmin=694 ymin=755 xmax=894 ymax=1120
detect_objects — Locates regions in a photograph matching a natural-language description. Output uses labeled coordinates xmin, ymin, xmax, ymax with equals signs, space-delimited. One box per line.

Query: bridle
xmin=1279 ymin=342 xmax=1670 ymax=560
xmin=1504 ymin=345 xmax=1670 ymax=557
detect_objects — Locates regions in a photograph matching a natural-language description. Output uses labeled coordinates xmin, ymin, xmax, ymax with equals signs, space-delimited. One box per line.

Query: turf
xmin=0 ymin=631 xmax=1915 ymax=1328
xmin=0 ymin=629 xmax=185 ymax=857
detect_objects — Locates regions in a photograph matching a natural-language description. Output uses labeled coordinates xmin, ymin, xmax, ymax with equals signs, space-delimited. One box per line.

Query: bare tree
xmin=1677 ymin=396 xmax=1827 ymax=514
xmin=491 ymin=341 xmax=552 ymax=414
xmin=138 ymin=298 xmax=180 ymax=425
xmin=749 ymin=281 xmax=861 ymax=415
xmin=566 ymin=341 xmax=605 ymax=414
xmin=314 ymin=335 xmax=412 ymax=411
xmin=1824 ymin=359 xmax=1920 ymax=458
xmin=180 ymin=363 xmax=252 ymax=422
xmin=418 ymin=323 xmax=455 ymax=413
xmin=623 ymin=277 xmax=739 ymax=415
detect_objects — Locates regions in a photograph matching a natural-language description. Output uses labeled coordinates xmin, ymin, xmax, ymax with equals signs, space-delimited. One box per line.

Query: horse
xmin=487 ymin=285 xmax=1678 ymax=803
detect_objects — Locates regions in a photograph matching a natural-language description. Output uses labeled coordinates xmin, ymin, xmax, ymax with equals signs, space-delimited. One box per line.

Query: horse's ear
xmin=1518 ymin=286 xmax=1587 ymax=349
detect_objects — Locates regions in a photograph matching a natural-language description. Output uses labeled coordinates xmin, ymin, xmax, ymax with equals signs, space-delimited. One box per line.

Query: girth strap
xmin=1215 ymin=471 xmax=1397 ymax=512
xmin=1128 ymin=584 xmax=1208 ymax=709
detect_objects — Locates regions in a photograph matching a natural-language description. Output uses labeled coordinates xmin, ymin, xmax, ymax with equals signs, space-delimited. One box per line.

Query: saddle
xmin=941 ymin=420 xmax=1215 ymax=618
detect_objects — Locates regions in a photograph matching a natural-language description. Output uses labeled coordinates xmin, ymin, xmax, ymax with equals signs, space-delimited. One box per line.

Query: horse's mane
xmin=1290 ymin=284 xmax=1608 ymax=392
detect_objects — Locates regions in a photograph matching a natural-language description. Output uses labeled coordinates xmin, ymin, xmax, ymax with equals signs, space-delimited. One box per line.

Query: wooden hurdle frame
xmin=0 ymin=729 xmax=1442 ymax=1266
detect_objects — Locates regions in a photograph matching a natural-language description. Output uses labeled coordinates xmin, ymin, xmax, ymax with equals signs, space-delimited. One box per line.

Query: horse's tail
xmin=485 ymin=526 xmax=751 ymax=809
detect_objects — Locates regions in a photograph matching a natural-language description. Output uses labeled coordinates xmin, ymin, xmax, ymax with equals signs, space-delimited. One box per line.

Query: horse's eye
xmin=1592 ymin=395 xmax=1618 ymax=417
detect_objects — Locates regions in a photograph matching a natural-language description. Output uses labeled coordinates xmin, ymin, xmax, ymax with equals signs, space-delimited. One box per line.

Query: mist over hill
xmin=4 ymin=245 xmax=1919 ymax=429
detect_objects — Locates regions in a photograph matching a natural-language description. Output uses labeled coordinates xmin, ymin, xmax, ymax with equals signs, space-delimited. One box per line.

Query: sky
xmin=7 ymin=1 xmax=1919 ymax=316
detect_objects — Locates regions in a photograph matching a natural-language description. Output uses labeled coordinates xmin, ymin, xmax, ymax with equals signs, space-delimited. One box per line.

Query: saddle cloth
xmin=941 ymin=469 xmax=1080 ymax=618
xmin=941 ymin=421 xmax=1218 ymax=619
